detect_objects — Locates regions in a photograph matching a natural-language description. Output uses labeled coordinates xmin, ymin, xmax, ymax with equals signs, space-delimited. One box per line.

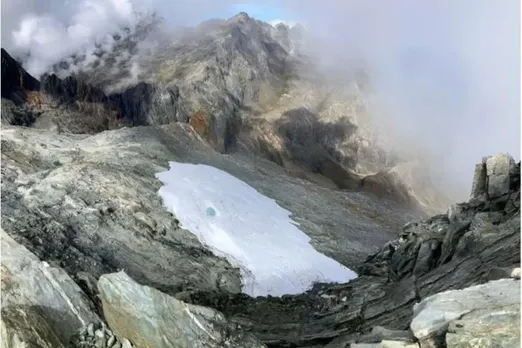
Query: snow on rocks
xmin=156 ymin=162 xmax=357 ymax=297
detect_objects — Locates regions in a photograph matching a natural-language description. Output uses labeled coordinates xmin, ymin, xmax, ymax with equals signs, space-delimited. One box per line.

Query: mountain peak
xmin=230 ymin=12 xmax=251 ymax=23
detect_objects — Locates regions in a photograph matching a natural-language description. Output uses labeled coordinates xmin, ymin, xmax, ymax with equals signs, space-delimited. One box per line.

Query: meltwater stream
xmin=156 ymin=162 xmax=357 ymax=297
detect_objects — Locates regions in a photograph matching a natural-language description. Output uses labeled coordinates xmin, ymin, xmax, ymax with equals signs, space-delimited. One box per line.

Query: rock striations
xmin=1 ymin=125 xmax=519 ymax=347
xmin=0 ymin=12 xmax=520 ymax=348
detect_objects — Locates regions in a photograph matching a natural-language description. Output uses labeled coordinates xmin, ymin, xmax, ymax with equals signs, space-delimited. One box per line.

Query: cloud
xmin=269 ymin=19 xmax=298 ymax=28
xmin=278 ymin=0 xmax=520 ymax=197
xmin=1 ymin=0 xmax=519 ymax=198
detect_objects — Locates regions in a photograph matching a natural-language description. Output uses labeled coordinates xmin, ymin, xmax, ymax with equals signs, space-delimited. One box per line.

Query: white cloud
xmin=3 ymin=0 xmax=140 ymax=77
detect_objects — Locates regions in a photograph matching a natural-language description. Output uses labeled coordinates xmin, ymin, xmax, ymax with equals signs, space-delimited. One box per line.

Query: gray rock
xmin=446 ymin=304 xmax=520 ymax=348
xmin=71 ymin=322 xmax=134 ymax=348
xmin=351 ymin=341 xmax=419 ymax=348
xmin=88 ymin=323 xmax=95 ymax=337
xmin=410 ymin=279 xmax=520 ymax=342
xmin=483 ymin=266 xmax=515 ymax=282
xmin=107 ymin=335 xmax=116 ymax=348
xmin=485 ymin=153 xmax=516 ymax=198
xmin=447 ymin=204 xmax=464 ymax=222
xmin=356 ymin=326 xmax=416 ymax=343
xmin=1 ymin=15 xmax=457 ymax=213
xmin=94 ymin=329 xmax=106 ymax=348
xmin=1 ymin=228 xmax=101 ymax=348
xmin=470 ymin=163 xmax=487 ymax=200
xmin=97 ymin=271 xmax=266 ymax=348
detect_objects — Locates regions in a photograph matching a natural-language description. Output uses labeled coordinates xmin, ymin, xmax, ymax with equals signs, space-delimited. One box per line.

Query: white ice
xmin=156 ymin=162 xmax=357 ymax=297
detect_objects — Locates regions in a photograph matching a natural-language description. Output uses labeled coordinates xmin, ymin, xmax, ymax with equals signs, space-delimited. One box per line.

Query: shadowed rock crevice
xmin=276 ymin=108 xmax=360 ymax=188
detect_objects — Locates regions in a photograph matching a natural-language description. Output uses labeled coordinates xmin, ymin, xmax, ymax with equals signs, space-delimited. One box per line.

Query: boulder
xmin=469 ymin=163 xmax=487 ymax=200
xmin=1 ymin=48 xmax=40 ymax=104
xmin=445 ymin=304 xmax=520 ymax=348
xmin=354 ymin=326 xmax=417 ymax=346
xmin=350 ymin=341 xmax=419 ymax=348
xmin=484 ymin=153 xmax=516 ymax=199
xmin=1 ymin=228 xmax=101 ymax=348
xmin=410 ymin=279 xmax=520 ymax=345
xmin=97 ymin=271 xmax=265 ymax=348
xmin=70 ymin=322 xmax=135 ymax=348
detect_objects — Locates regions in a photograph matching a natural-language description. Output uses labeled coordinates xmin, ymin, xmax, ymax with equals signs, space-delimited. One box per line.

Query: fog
xmin=2 ymin=0 xmax=520 ymax=200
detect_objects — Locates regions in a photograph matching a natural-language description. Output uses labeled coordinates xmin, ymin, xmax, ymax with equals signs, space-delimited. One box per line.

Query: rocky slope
xmin=1 ymin=12 xmax=453 ymax=213
xmin=1 ymin=123 xmax=419 ymax=297
xmin=1 ymin=12 xmax=519 ymax=348
xmin=182 ymin=154 xmax=520 ymax=347
xmin=1 ymin=126 xmax=519 ymax=347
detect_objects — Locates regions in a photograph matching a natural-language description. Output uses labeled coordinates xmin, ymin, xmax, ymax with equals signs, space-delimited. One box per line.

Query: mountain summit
xmin=1 ymin=13 xmax=452 ymax=213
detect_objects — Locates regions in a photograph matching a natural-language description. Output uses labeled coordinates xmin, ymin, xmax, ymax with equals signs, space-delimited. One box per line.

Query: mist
xmin=2 ymin=0 xmax=520 ymax=200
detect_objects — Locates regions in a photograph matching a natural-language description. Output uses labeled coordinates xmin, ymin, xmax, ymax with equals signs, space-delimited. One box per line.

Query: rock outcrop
xmin=1 ymin=49 xmax=183 ymax=133
xmin=410 ymin=278 xmax=520 ymax=347
xmin=470 ymin=153 xmax=519 ymax=202
xmin=98 ymin=271 xmax=265 ymax=348
xmin=70 ymin=323 xmax=134 ymax=348
xmin=1 ymin=118 xmax=519 ymax=347
xmin=1 ymin=228 xmax=101 ymax=348
xmin=1 ymin=48 xmax=40 ymax=103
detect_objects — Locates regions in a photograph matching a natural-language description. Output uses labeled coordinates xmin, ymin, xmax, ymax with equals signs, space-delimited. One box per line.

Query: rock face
xmin=70 ymin=323 xmax=135 ymax=348
xmin=0 ymin=13 xmax=519 ymax=348
xmin=184 ymin=155 xmax=520 ymax=347
xmin=410 ymin=279 xmax=520 ymax=347
xmin=98 ymin=271 xmax=265 ymax=348
xmin=0 ymin=118 xmax=519 ymax=347
xmin=1 ymin=228 xmax=101 ymax=348
xmin=470 ymin=153 xmax=518 ymax=201
xmin=0 ymin=11 xmax=456 ymax=212
xmin=1 ymin=48 xmax=40 ymax=103
xmin=446 ymin=304 xmax=520 ymax=348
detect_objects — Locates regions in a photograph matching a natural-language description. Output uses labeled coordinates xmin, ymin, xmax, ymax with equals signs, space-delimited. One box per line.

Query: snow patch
xmin=156 ymin=162 xmax=357 ymax=297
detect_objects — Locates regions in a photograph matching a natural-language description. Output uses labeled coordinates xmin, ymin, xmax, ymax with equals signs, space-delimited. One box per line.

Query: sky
xmin=1 ymin=0 xmax=520 ymax=198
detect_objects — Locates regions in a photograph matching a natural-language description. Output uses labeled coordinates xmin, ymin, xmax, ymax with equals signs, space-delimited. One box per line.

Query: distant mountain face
xmin=0 ymin=12 xmax=453 ymax=213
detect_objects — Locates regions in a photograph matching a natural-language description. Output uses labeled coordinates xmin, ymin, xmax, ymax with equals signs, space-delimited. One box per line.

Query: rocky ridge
xmin=0 ymin=12 xmax=453 ymax=212
xmin=1 ymin=115 xmax=519 ymax=348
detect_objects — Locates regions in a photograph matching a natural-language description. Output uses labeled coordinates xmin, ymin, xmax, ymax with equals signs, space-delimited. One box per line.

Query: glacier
xmin=156 ymin=162 xmax=357 ymax=297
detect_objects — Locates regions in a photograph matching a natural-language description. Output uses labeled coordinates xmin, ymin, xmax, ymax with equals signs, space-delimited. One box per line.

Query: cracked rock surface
xmin=0 ymin=14 xmax=519 ymax=348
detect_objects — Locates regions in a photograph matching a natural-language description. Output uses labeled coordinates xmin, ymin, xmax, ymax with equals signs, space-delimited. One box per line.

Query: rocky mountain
xmin=1 ymin=124 xmax=519 ymax=347
xmin=1 ymin=12 xmax=452 ymax=213
xmin=1 ymin=12 xmax=520 ymax=348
